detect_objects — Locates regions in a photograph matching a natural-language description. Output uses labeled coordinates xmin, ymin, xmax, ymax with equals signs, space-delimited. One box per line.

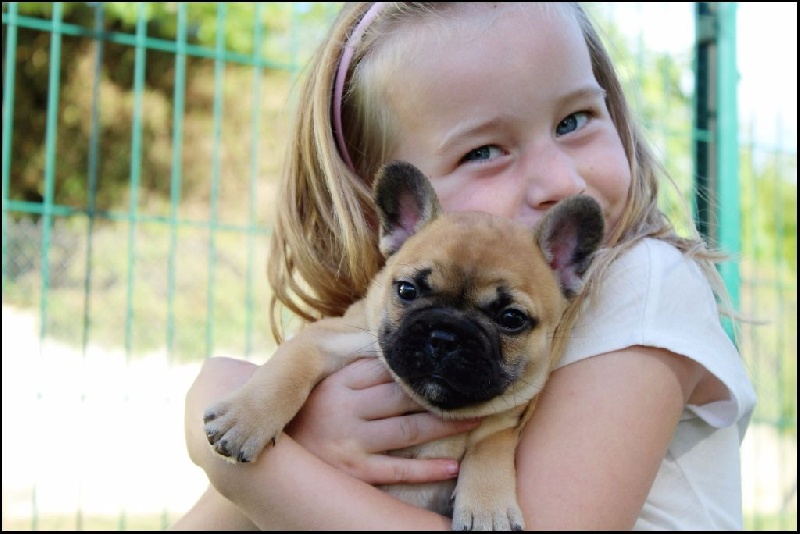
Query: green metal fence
xmin=2 ymin=2 xmax=796 ymax=530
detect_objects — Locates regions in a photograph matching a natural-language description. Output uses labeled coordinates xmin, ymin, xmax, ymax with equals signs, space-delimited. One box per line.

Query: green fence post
xmin=694 ymin=2 xmax=740 ymax=339
xmin=693 ymin=2 xmax=714 ymax=241
xmin=1 ymin=3 xmax=19 ymax=294
xmin=715 ymin=2 xmax=741 ymax=319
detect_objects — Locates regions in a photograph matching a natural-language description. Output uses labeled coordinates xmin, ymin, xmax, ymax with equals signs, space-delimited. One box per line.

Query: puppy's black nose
xmin=429 ymin=329 xmax=459 ymax=356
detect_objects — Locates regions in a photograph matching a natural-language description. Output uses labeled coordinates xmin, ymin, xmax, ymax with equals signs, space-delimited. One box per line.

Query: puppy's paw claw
xmin=201 ymin=400 xmax=280 ymax=464
xmin=451 ymin=503 xmax=525 ymax=531
xmin=202 ymin=410 xmax=218 ymax=423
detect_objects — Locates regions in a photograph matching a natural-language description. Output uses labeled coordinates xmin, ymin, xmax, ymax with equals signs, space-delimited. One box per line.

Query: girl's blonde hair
xmin=267 ymin=2 xmax=734 ymax=358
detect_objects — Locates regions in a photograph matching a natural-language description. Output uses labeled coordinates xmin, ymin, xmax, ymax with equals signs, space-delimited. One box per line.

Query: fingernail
xmin=446 ymin=462 xmax=459 ymax=477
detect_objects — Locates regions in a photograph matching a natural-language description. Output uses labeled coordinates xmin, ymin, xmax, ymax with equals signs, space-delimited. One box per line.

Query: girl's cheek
xmin=440 ymin=185 xmax=514 ymax=216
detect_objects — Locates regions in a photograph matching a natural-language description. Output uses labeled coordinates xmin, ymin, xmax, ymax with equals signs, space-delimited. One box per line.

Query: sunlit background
xmin=2 ymin=2 xmax=796 ymax=530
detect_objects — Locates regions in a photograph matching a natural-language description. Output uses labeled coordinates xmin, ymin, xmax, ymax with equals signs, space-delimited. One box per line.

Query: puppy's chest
xmin=380 ymin=479 xmax=457 ymax=518
xmin=391 ymin=432 xmax=470 ymax=461
xmin=381 ymin=434 xmax=469 ymax=518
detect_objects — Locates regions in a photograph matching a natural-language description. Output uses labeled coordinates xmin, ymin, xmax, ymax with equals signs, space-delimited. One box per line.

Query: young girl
xmin=171 ymin=3 xmax=756 ymax=530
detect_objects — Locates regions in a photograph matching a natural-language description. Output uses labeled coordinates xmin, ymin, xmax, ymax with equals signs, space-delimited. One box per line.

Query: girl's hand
xmin=285 ymin=358 xmax=481 ymax=485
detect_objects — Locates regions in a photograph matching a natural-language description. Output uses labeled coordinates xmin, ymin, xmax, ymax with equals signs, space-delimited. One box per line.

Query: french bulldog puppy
xmin=203 ymin=160 xmax=604 ymax=530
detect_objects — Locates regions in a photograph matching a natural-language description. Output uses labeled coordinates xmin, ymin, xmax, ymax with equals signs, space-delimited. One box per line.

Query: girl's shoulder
xmin=571 ymin=237 xmax=723 ymax=346
xmin=610 ymin=238 xmax=707 ymax=292
xmin=559 ymin=238 xmax=756 ymax=428
xmin=590 ymin=237 xmax=717 ymax=320
xmin=562 ymin=238 xmax=716 ymax=353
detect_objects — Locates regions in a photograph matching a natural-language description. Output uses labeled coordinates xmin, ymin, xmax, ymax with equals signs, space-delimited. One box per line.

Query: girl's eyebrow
xmin=560 ymin=85 xmax=608 ymax=106
xmin=438 ymin=115 xmax=514 ymax=154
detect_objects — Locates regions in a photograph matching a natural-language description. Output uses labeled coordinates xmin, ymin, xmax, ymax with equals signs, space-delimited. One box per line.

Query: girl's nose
xmin=522 ymin=147 xmax=587 ymax=209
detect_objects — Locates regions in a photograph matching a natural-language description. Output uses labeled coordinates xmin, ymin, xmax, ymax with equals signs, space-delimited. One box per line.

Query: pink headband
xmin=333 ymin=2 xmax=386 ymax=173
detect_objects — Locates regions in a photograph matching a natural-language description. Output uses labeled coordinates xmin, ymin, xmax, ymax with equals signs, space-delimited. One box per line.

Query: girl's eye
xmin=556 ymin=111 xmax=590 ymax=136
xmin=460 ymin=145 xmax=503 ymax=164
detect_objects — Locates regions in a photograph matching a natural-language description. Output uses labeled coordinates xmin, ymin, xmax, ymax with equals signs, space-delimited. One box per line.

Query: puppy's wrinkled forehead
xmin=404 ymin=263 xmax=525 ymax=311
xmin=386 ymin=211 xmax=561 ymax=307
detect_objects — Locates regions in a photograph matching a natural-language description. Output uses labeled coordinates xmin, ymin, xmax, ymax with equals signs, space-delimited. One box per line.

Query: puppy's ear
xmin=535 ymin=194 xmax=605 ymax=299
xmin=373 ymin=161 xmax=442 ymax=257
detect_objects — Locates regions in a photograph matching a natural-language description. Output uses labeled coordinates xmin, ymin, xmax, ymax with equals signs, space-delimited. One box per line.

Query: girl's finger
xmin=354 ymin=381 xmax=425 ymax=420
xmin=334 ymin=358 xmax=394 ymax=390
xmin=360 ymin=454 xmax=461 ymax=486
xmin=364 ymin=412 xmax=480 ymax=453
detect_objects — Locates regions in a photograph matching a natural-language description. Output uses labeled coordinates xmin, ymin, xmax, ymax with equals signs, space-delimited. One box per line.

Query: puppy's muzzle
xmin=383 ymin=308 xmax=513 ymax=410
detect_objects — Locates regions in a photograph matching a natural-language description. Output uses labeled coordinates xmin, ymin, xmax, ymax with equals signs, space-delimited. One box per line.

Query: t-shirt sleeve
xmin=556 ymin=239 xmax=757 ymax=430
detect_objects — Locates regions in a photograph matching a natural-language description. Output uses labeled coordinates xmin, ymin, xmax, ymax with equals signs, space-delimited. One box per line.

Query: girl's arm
xmin=168 ymin=485 xmax=258 ymax=531
xmin=192 ymin=423 xmax=452 ymax=530
xmin=179 ymin=345 xmax=712 ymax=530
xmin=177 ymin=356 xmax=473 ymax=530
xmin=516 ymin=344 xmax=713 ymax=530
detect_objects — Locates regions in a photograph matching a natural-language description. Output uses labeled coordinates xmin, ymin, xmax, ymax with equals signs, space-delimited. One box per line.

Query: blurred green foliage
xmin=5 ymin=2 xmax=795 ymax=266
xmin=13 ymin=2 xmax=340 ymax=61
xmin=3 ymin=2 xmax=337 ymax=213
xmin=2 ymin=2 xmax=796 ymax=385
xmin=741 ymin=148 xmax=798 ymax=272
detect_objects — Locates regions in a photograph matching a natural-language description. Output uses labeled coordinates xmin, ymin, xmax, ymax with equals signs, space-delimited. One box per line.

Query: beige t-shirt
xmin=557 ymin=238 xmax=757 ymax=530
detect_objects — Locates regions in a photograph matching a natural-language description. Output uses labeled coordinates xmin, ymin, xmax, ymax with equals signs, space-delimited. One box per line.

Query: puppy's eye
xmin=396 ymin=281 xmax=418 ymax=301
xmin=498 ymin=308 xmax=530 ymax=332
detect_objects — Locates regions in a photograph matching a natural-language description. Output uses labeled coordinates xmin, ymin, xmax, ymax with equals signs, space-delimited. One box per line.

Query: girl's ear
xmin=372 ymin=161 xmax=442 ymax=257
xmin=535 ymin=194 xmax=605 ymax=298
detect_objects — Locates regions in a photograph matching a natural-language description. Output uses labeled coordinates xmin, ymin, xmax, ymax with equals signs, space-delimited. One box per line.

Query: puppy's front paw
xmin=451 ymin=500 xmax=524 ymax=531
xmin=202 ymin=396 xmax=280 ymax=463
